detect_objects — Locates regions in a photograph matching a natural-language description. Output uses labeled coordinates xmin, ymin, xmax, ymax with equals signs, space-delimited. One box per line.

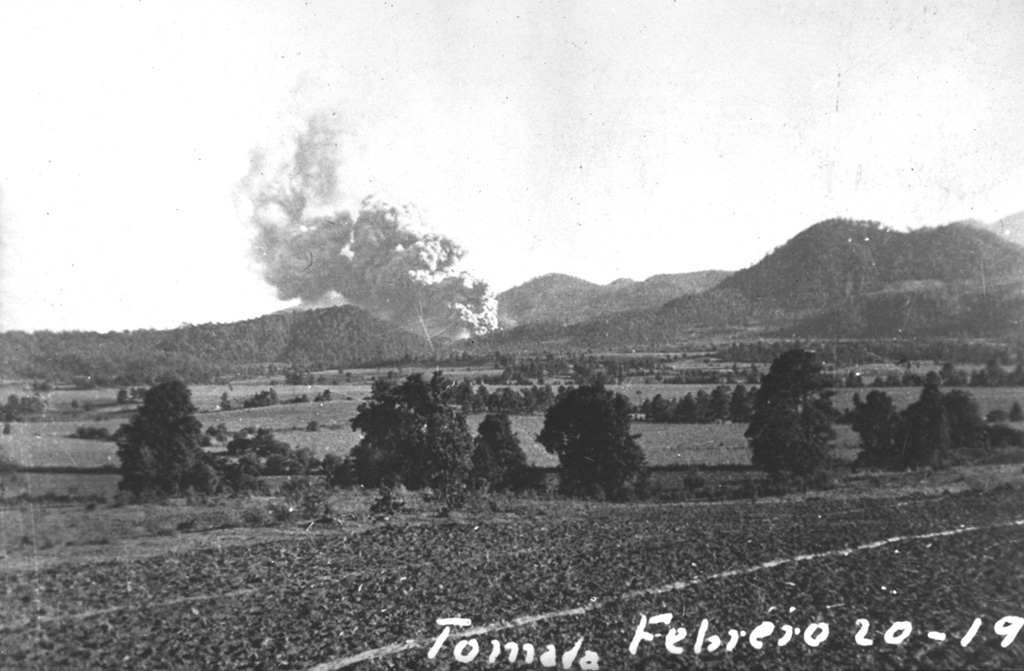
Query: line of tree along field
xmin=101 ymin=347 xmax=1024 ymax=512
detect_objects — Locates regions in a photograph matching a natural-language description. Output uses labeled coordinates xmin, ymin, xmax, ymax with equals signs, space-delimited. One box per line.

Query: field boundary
xmin=306 ymin=516 xmax=1024 ymax=670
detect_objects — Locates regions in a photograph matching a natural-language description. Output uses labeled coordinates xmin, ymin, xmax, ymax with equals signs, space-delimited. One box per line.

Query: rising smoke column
xmin=243 ymin=114 xmax=497 ymax=337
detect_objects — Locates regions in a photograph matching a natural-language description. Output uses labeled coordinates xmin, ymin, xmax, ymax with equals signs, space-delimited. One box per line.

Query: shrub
xmin=987 ymin=424 xmax=1024 ymax=448
xmin=988 ymin=409 xmax=1010 ymax=424
xmin=242 ymin=389 xmax=279 ymax=409
xmin=73 ymin=426 xmax=113 ymax=441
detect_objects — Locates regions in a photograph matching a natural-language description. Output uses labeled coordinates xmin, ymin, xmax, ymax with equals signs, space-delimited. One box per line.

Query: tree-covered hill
xmin=716 ymin=219 xmax=1024 ymax=310
xmin=0 ymin=306 xmax=434 ymax=384
xmin=481 ymin=220 xmax=1024 ymax=349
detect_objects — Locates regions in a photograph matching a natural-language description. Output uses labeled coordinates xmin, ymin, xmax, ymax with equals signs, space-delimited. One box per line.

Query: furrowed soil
xmin=1 ymin=481 xmax=1023 ymax=670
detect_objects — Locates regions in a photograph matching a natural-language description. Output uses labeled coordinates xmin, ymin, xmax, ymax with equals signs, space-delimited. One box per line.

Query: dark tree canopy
xmin=746 ymin=349 xmax=836 ymax=475
xmin=349 ymin=371 xmax=473 ymax=506
xmin=851 ymin=390 xmax=903 ymax=469
xmin=471 ymin=413 xmax=529 ymax=492
xmin=117 ymin=380 xmax=217 ymax=496
xmin=537 ymin=383 xmax=645 ymax=500
xmin=894 ymin=383 xmax=951 ymax=468
xmin=942 ymin=389 xmax=988 ymax=451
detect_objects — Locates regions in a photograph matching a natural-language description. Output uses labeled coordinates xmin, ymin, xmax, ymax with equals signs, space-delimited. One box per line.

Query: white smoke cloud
xmin=242 ymin=113 xmax=497 ymax=337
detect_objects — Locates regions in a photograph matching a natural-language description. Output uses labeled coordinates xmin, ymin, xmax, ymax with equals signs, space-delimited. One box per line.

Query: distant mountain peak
xmin=497 ymin=270 xmax=732 ymax=327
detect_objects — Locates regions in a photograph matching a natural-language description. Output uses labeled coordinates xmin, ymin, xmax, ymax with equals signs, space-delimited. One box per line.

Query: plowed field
xmin=2 ymin=488 xmax=1023 ymax=670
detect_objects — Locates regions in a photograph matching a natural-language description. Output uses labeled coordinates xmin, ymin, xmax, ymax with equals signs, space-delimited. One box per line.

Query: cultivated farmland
xmin=1 ymin=486 xmax=1022 ymax=669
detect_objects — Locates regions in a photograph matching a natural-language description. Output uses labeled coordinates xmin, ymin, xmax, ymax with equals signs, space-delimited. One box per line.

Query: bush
xmin=73 ymin=426 xmax=113 ymax=441
xmin=243 ymin=389 xmax=279 ymax=409
xmin=987 ymin=424 xmax=1024 ymax=448
xmin=205 ymin=423 xmax=230 ymax=443
xmin=988 ymin=409 xmax=1010 ymax=423
xmin=306 ymin=420 xmax=320 ymax=432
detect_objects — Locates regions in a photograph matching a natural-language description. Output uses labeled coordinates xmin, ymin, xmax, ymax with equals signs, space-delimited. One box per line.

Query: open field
xmin=1 ymin=479 xmax=1022 ymax=669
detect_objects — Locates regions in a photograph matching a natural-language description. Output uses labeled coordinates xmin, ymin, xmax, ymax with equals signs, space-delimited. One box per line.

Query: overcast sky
xmin=1 ymin=0 xmax=1022 ymax=332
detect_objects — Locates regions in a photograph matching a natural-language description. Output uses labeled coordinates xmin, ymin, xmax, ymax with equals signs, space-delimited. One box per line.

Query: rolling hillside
xmin=0 ymin=305 xmax=434 ymax=383
xmin=716 ymin=219 xmax=1024 ymax=310
xmin=497 ymin=270 xmax=731 ymax=327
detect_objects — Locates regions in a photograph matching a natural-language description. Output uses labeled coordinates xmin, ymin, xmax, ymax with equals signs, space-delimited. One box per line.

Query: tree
xmin=537 ymin=383 xmax=646 ymax=500
xmin=942 ymin=390 xmax=987 ymax=450
xmin=708 ymin=386 xmax=731 ymax=422
xmin=349 ymin=372 xmax=473 ymax=507
xmin=895 ymin=383 xmax=950 ymax=467
xmin=728 ymin=385 xmax=752 ymax=423
xmin=116 ymin=380 xmax=219 ymax=496
xmin=850 ymin=390 xmax=904 ymax=469
xmin=746 ymin=349 xmax=836 ymax=475
xmin=1010 ymin=401 xmax=1024 ymax=423
xmin=470 ymin=413 xmax=530 ymax=492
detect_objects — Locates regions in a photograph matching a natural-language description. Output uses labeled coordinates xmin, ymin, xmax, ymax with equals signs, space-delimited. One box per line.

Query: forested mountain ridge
xmin=716 ymin=219 xmax=1024 ymax=310
xmin=0 ymin=306 xmax=433 ymax=384
xmin=497 ymin=270 xmax=731 ymax=326
xmin=480 ymin=219 xmax=1024 ymax=349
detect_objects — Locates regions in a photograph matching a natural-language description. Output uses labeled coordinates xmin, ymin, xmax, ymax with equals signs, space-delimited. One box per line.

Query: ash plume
xmin=243 ymin=114 xmax=497 ymax=337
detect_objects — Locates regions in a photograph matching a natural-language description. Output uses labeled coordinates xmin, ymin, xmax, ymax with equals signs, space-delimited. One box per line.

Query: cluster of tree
xmin=936 ymin=361 xmax=1024 ymax=387
xmin=2 ymin=394 xmax=47 ymax=422
xmin=224 ymin=428 xmax=319 ymax=476
xmin=445 ymin=379 xmax=558 ymax=415
xmin=637 ymin=385 xmax=757 ymax=424
xmin=116 ymin=382 xmax=326 ymax=498
xmin=744 ymin=348 xmax=1024 ymax=478
xmin=987 ymin=401 xmax=1024 ymax=424
xmin=723 ymin=339 xmax=1023 ymax=367
xmin=848 ymin=385 xmax=993 ymax=469
xmin=345 ymin=373 xmax=536 ymax=507
xmin=343 ymin=373 xmax=647 ymax=505
xmin=849 ymin=361 xmax=1024 ymax=389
